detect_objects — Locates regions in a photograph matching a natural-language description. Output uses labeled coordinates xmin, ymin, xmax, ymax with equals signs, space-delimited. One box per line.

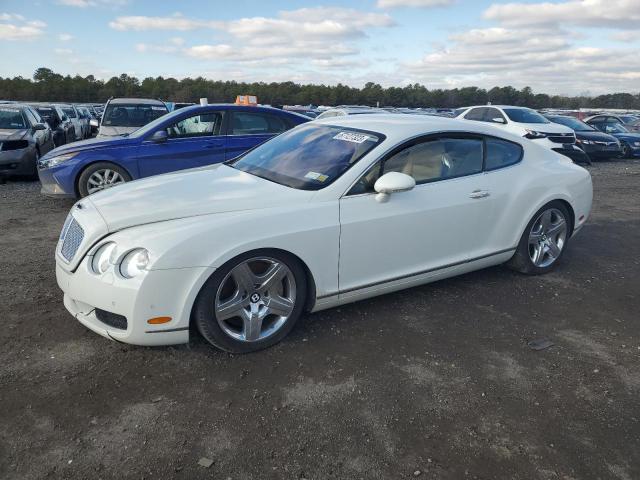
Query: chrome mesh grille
xmin=60 ymin=218 xmax=84 ymax=262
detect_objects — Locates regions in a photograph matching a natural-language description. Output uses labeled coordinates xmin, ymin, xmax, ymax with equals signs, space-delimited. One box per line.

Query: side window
xmin=267 ymin=115 xmax=288 ymax=133
xmin=485 ymin=138 xmax=523 ymax=171
xmin=383 ymin=138 xmax=483 ymax=183
xmin=231 ymin=112 xmax=274 ymax=135
xmin=167 ymin=112 xmax=224 ymax=139
xmin=464 ymin=108 xmax=487 ymax=122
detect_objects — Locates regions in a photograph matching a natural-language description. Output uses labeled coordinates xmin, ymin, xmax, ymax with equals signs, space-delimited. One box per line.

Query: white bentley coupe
xmin=55 ymin=115 xmax=593 ymax=352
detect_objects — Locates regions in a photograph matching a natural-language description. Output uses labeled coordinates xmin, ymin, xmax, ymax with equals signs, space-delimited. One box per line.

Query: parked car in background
xmin=584 ymin=114 xmax=640 ymax=132
xmin=97 ymin=98 xmax=169 ymax=138
xmin=57 ymin=104 xmax=84 ymax=141
xmin=53 ymin=114 xmax=592 ymax=352
xmin=172 ymin=102 xmax=196 ymax=111
xmin=545 ymin=115 xmax=622 ymax=161
xmin=0 ymin=103 xmax=55 ymax=177
xmin=315 ymin=106 xmax=385 ymax=120
xmin=38 ymin=104 xmax=310 ymax=197
xmin=586 ymin=120 xmax=640 ymax=158
xmin=30 ymin=103 xmax=76 ymax=146
xmin=455 ymin=106 xmax=589 ymax=163
xmin=76 ymin=106 xmax=92 ymax=139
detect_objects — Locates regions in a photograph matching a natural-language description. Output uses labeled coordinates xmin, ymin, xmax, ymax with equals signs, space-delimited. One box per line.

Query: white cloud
xmin=377 ymin=0 xmax=454 ymax=8
xmin=58 ymin=33 xmax=74 ymax=41
xmin=484 ymin=0 xmax=640 ymax=30
xmin=54 ymin=48 xmax=73 ymax=55
xmin=611 ymin=31 xmax=640 ymax=42
xmin=0 ymin=13 xmax=46 ymax=40
xmin=109 ymin=14 xmax=216 ymax=31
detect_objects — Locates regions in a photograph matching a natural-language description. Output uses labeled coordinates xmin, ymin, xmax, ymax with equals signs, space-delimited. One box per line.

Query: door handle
xmin=469 ymin=190 xmax=490 ymax=199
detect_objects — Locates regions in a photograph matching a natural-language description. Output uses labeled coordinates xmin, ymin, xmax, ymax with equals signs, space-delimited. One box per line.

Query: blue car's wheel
xmin=77 ymin=162 xmax=131 ymax=197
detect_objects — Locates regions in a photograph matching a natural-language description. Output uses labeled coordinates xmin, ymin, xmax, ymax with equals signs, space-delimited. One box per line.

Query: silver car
xmin=97 ymin=98 xmax=168 ymax=138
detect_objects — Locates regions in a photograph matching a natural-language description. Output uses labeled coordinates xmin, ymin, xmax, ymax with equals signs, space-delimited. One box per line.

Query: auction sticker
xmin=333 ymin=132 xmax=371 ymax=144
xmin=304 ymin=171 xmax=329 ymax=182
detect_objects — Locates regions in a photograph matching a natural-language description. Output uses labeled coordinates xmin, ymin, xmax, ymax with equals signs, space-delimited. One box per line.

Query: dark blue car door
xmin=224 ymin=111 xmax=290 ymax=160
xmin=136 ymin=110 xmax=227 ymax=178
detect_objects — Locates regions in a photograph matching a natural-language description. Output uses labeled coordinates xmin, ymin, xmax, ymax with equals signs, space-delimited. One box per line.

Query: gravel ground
xmin=1 ymin=159 xmax=639 ymax=480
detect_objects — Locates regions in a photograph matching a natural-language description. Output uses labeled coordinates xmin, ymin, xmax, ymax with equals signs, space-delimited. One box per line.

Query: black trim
xmin=145 ymin=326 xmax=190 ymax=334
xmin=338 ymin=248 xmax=516 ymax=295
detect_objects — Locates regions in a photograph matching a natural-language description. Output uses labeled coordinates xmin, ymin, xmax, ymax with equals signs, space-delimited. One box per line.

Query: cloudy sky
xmin=1 ymin=0 xmax=639 ymax=95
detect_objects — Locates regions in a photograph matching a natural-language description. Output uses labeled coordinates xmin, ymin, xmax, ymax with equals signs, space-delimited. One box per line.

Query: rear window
xmin=61 ymin=107 xmax=77 ymax=119
xmin=231 ymin=124 xmax=384 ymax=190
xmin=103 ymin=103 xmax=168 ymax=128
xmin=484 ymin=138 xmax=523 ymax=171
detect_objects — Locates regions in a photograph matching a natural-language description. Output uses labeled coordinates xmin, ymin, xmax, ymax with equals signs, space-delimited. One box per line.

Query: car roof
xmin=170 ymin=103 xmax=309 ymax=117
xmin=108 ymin=98 xmax=166 ymax=106
xmin=314 ymin=113 xmax=526 ymax=144
xmin=460 ymin=105 xmax=534 ymax=110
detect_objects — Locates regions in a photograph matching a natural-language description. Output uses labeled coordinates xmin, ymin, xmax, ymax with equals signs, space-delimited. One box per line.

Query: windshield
xmin=549 ymin=116 xmax=593 ymax=131
xmin=503 ymin=108 xmax=550 ymax=124
xmin=103 ymin=103 xmax=168 ymax=128
xmin=230 ymin=124 xmax=384 ymax=190
xmin=0 ymin=107 xmax=27 ymax=129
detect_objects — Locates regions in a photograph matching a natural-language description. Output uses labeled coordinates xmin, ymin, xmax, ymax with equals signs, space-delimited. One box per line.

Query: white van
xmin=97 ymin=98 xmax=168 ymax=138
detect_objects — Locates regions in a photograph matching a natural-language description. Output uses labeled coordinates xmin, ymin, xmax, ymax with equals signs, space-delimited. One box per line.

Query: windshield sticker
xmin=151 ymin=106 xmax=166 ymax=111
xmin=333 ymin=132 xmax=372 ymax=144
xmin=304 ymin=171 xmax=329 ymax=182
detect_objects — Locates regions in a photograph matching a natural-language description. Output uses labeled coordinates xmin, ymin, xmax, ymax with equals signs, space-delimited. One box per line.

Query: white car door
xmin=338 ymin=134 xmax=495 ymax=294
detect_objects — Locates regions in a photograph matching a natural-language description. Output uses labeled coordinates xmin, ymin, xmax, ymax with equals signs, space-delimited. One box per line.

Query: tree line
xmin=1 ymin=67 xmax=639 ymax=110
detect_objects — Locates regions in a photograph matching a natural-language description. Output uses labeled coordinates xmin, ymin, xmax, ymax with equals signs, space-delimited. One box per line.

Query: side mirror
xmin=491 ymin=117 xmax=506 ymax=124
xmin=150 ymin=130 xmax=168 ymax=143
xmin=33 ymin=123 xmax=47 ymax=131
xmin=374 ymin=172 xmax=415 ymax=203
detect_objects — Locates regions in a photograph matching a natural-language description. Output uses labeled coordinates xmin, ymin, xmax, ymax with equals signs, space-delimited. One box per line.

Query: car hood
xmin=517 ymin=122 xmax=573 ymax=134
xmin=0 ymin=129 xmax=28 ymax=141
xmin=87 ymin=164 xmax=314 ymax=232
xmin=42 ymin=136 xmax=137 ymax=158
xmin=575 ymin=131 xmax=619 ymax=142
xmin=612 ymin=132 xmax=640 ymax=142
xmin=97 ymin=126 xmax=139 ymax=138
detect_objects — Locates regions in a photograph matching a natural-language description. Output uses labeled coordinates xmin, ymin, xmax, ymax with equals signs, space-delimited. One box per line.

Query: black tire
xmin=77 ymin=162 xmax=131 ymax=197
xmin=193 ymin=249 xmax=307 ymax=353
xmin=620 ymin=142 xmax=631 ymax=159
xmin=507 ymin=201 xmax=571 ymax=275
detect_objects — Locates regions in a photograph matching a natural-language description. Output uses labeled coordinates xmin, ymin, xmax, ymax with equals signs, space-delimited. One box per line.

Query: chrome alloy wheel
xmin=214 ymin=257 xmax=296 ymax=342
xmin=528 ymin=208 xmax=568 ymax=268
xmin=87 ymin=169 xmax=125 ymax=194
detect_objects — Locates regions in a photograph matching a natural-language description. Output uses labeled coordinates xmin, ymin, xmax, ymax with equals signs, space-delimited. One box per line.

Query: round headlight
xmin=91 ymin=242 xmax=117 ymax=274
xmin=119 ymin=249 xmax=150 ymax=278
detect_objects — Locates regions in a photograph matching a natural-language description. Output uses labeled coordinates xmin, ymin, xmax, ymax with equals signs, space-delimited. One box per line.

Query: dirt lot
xmin=1 ymin=160 xmax=639 ymax=480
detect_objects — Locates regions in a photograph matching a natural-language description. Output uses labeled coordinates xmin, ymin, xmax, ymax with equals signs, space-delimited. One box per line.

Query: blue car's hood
xmin=575 ymin=130 xmax=618 ymax=142
xmin=612 ymin=132 xmax=640 ymax=142
xmin=42 ymin=136 xmax=138 ymax=159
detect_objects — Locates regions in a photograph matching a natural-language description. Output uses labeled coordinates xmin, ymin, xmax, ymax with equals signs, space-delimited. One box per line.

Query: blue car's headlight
xmin=39 ymin=152 xmax=78 ymax=169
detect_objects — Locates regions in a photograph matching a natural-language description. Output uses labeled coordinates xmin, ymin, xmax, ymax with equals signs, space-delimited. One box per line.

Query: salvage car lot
xmin=1 ymin=159 xmax=639 ymax=479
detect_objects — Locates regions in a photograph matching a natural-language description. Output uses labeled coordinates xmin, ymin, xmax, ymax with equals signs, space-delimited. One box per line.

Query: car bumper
xmin=38 ymin=164 xmax=77 ymax=197
xmin=577 ymin=143 xmax=622 ymax=159
xmin=552 ymin=145 xmax=590 ymax=163
xmin=0 ymin=148 xmax=36 ymax=176
xmin=56 ymin=259 xmax=213 ymax=346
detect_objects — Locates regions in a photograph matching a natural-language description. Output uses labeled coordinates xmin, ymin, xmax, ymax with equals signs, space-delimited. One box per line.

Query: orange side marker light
xmin=147 ymin=317 xmax=172 ymax=325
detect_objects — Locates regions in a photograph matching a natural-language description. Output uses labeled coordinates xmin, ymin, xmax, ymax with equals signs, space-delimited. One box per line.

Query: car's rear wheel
xmin=77 ymin=162 xmax=131 ymax=197
xmin=193 ymin=250 xmax=307 ymax=353
xmin=507 ymin=202 xmax=570 ymax=275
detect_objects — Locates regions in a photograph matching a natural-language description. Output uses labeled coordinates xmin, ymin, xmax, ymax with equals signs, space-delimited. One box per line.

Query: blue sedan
xmin=38 ymin=104 xmax=309 ymax=197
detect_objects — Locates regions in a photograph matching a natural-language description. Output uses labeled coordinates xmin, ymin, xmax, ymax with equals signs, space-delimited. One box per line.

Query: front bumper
xmin=56 ymin=259 xmax=213 ymax=346
xmin=38 ymin=163 xmax=77 ymax=197
xmin=0 ymin=148 xmax=36 ymax=176
xmin=552 ymin=145 xmax=590 ymax=164
xmin=576 ymin=142 xmax=622 ymax=159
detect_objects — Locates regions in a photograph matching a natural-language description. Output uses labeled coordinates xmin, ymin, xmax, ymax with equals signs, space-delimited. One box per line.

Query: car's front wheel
xmin=507 ymin=202 xmax=571 ymax=275
xmin=77 ymin=162 xmax=131 ymax=197
xmin=619 ymin=142 xmax=632 ymax=159
xmin=193 ymin=250 xmax=307 ymax=353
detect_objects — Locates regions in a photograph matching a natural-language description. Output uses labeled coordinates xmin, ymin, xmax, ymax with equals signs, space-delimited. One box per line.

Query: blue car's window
xmin=230 ymin=124 xmax=383 ymax=191
xmin=231 ymin=112 xmax=288 ymax=135
xmin=0 ymin=107 xmax=27 ymax=129
xmin=167 ymin=112 xmax=224 ymax=138
xmin=103 ymin=104 xmax=167 ymax=128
